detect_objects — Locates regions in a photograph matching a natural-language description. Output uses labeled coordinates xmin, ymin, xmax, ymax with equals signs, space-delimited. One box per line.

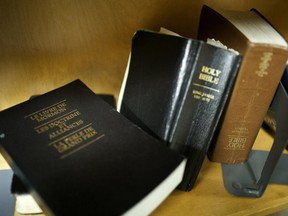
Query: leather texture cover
xmin=198 ymin=5 xmax=288 ymax=164
xmin=0 ymin=80 xmax=184 ymax=215
xmin=120 ymin=30 xmax=242 ymax=190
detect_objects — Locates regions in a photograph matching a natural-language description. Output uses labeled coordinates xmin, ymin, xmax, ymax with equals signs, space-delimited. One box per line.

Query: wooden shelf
xmin=153 ymin=129 xmax=288 ymax=216
xmin=1 ymin=128 xmax=288 ymax=216
xmin=1 ymin=0 xmax=288 ymax=111
xmin=0 ymin=1 xmax=288 ymax=215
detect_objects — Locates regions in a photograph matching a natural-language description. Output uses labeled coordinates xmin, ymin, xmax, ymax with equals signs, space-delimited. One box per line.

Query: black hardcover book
xmin=29 ymin=93 xmax=116 ymax=108
xmin=118 ymin=30 xmax=242 ymax=191
xmin=0 ymin=80 xmax=186 ymax=216
xmin=10 ymin=93 xmax=117 ymax=215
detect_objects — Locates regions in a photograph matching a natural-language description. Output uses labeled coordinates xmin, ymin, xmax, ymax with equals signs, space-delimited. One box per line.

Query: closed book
xmin=198 ymin=5 xmax=288 ymax=164
xmin=0 ymin=80 xmax=186 ymax=216
xmin=10 ymin=93 xmax=117 ymax=215
xmin=10 ymin=94 xmax=116 ymax=214
xmin=118 ymin=30 xmax=242 ymax=191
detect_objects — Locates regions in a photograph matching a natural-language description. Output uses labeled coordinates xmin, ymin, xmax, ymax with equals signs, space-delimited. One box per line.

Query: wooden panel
xmin=0 ymin=0 xmax=287 ymax=111
xmin=0 ymin=1 xmax=287 ymax=215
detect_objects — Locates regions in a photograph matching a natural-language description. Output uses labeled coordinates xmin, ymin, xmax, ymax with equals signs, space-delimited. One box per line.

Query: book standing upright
xmin=118 ymin=30 xmax=242 ymax=191
xmin=198 ymin=5 xmax=288 ymax=164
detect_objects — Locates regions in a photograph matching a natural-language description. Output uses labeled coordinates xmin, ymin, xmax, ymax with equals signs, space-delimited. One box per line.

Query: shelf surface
xmin=1 ymin=128 xmax=288 ymax=216
xmin=0 ymin=1 xmax=288 ymax=215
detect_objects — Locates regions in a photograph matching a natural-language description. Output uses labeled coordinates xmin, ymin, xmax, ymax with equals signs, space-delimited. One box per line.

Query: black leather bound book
xmin=0 ymin=80 xmax=186 ymax=216
xmin=118 ymin=30 xmax=242 ymax=191
xmin=10 ymin=93 xmax=117 ymax=215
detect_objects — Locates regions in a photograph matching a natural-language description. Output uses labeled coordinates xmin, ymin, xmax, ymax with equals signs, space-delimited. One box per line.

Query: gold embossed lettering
xmin=198 ymin=66 xmax=222 ymax=84
xmin=256 ymin=52 xmax=273 ymax=77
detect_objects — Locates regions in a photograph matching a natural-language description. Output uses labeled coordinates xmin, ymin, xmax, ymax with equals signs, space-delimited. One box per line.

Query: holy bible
xmin=198 ymin=5 xmax=288 ymax=163
xmin=0 ymin=80 xmax=186 ymax=216
xmin=118 ymin=30 xmax=242 ymax=191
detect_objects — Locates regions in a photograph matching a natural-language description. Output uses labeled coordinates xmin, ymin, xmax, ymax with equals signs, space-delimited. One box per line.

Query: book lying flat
xmin=0 ymin=80 xmax=186 ymax=216
xmin=10 ymin=93 xmax=117 ymax=215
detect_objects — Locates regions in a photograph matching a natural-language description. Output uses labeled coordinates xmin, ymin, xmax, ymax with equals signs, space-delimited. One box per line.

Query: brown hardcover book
xmin=198 ymin=5 xmax=288 ymax=164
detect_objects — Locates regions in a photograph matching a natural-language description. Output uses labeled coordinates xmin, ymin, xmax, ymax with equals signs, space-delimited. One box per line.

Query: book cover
xmin=198 ymin=5 xmax=288 ymax=164
xmin=10 ymin=93 xmax=117 ymax=215
xmin=0 ymin=80 xmax=186 ymax=216
xmin=118 ymin=30 xmax=242 ymax=191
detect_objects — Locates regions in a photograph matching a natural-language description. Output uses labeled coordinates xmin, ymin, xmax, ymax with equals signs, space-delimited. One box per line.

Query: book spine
xmin=209 ymin=46 xmax=288 ymax=163
xmin=120 ymin=31 xmax=201 ymax=142
xmin=168 ymin=43 xmax=241 ymax=190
